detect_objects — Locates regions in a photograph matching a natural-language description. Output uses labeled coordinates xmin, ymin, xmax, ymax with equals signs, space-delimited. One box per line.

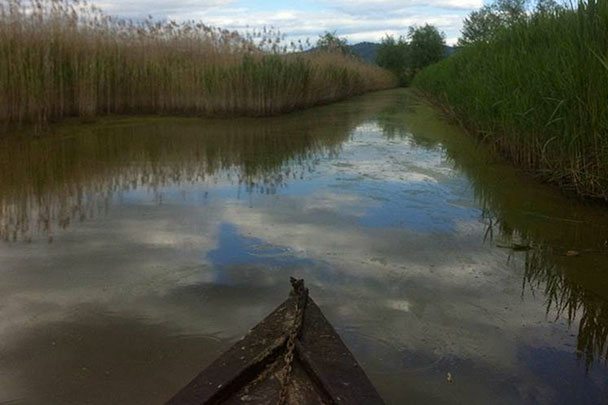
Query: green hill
xmin=348 ymin=42 xmax=380 ymax=63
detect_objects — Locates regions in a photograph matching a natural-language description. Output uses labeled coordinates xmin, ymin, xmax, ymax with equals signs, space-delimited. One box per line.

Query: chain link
xmin=277 ymin=278 xmax=308 ymax=405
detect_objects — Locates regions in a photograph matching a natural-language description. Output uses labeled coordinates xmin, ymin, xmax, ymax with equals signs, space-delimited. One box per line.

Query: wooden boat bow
xmin=167 ymin=278 xmax=384 ymax=404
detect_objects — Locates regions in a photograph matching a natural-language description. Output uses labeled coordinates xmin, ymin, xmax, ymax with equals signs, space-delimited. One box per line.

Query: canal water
xmin=0 ymin=89 xmax=607 ymax=404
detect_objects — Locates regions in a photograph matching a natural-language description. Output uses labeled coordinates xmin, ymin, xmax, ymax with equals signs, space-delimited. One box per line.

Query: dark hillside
xmin=347 ymin=43 xmax=456 ymax=64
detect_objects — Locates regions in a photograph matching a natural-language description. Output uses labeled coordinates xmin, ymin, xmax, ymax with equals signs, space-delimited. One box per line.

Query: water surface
xmin=1 ymin=89 xmax=607 ymax=404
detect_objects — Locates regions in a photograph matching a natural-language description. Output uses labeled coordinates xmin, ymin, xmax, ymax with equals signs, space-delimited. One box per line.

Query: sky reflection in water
xmin=0 ymin=90 xmax=607 ymax=404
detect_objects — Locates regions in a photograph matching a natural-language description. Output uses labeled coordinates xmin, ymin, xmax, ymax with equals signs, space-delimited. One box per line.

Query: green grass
xmin=0 ymin=0 xmax=396 ymax=128
xmin=413 ymin=0 xmax=608 ymax=200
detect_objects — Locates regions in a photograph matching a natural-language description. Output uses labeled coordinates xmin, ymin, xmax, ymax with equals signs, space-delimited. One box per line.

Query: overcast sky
xmin=95 ymin=0 xmax=484 ymax=45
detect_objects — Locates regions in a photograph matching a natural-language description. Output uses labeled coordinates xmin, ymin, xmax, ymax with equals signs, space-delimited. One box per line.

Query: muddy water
xmin=0 ymin=89 xmax=607 ymax=404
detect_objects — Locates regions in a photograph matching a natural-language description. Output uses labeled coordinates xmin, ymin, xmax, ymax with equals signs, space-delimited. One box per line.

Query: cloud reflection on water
xmin=1 ymin=90 xmax=608 ymax=404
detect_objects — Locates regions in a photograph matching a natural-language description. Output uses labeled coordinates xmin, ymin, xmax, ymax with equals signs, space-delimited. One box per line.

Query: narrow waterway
xmin=0 ymin=89 xmax=607 ymax=404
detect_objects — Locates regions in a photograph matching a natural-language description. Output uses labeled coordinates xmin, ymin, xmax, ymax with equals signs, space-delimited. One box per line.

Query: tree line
xmin=314 ymin=1 xmax=573 ymax=94
xmin=375 ymin=25 xmax=446 ymax=86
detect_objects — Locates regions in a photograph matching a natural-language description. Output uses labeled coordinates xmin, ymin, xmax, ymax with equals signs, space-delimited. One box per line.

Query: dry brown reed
xmin=0 ymin=0 xmax=397 ymax=127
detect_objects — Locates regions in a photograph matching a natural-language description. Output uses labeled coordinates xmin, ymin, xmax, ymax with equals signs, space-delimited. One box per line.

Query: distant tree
xmin=316 ymin=31 xmax=351 ymax=55
xmin=496 ymin=0 xmax=528 ymax=20
xmin=458 ymin=6 xmax=503 ymax=46
xmin=376 ymin=25 xmax=446 ymax=86
xmin=458 ymin=0 xmax=565 ymax=46
xmin=458 ymin=0 xmax=528 ymax=46
xmin=407 ymin=24 xmax=446 ymax=71
xmin=376 ymin=35 xmax=409 ymax=83
xmin=535 ymin=0 xmax=563 ymax=14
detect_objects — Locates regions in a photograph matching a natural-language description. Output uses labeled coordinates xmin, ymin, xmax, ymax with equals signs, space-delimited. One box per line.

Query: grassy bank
xmin=0 ymin=0 xmax=396 ymax=127
xmin=413 ymin=0 xmax=608 ymax=200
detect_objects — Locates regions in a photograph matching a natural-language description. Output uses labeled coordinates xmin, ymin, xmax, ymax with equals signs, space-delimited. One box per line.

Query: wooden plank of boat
xmin=167 ymin=278 xmax=384 ymax=404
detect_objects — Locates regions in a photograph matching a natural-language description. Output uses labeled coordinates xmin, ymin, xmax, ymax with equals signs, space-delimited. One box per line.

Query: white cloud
xmin=324 ymin=0 xmax=483 ymax=12
xmin=96 ymin=0 xmax=235 ymax=17
xmin=91 ymin=0 xmax=476 ymax=45
xmin=189 ymin=8 xmax=466 ymax=44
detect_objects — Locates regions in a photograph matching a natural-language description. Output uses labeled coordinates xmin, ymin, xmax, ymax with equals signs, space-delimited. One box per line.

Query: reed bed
xmin=413 ymin=0 xmax=608 ymax=200
xmin=0 ymin=0 xmax=396 ymax=127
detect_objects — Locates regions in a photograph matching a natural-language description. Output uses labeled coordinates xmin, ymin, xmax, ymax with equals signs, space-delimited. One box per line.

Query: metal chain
xmin=277 ymin=278 xmax=308 ymax=405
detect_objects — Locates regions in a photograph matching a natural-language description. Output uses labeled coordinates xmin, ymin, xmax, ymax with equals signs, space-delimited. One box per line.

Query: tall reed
xmin=0 ymin=0 xmax=396 ymax=127
xmin=413 ymin=0 xmax=608 ymax=200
